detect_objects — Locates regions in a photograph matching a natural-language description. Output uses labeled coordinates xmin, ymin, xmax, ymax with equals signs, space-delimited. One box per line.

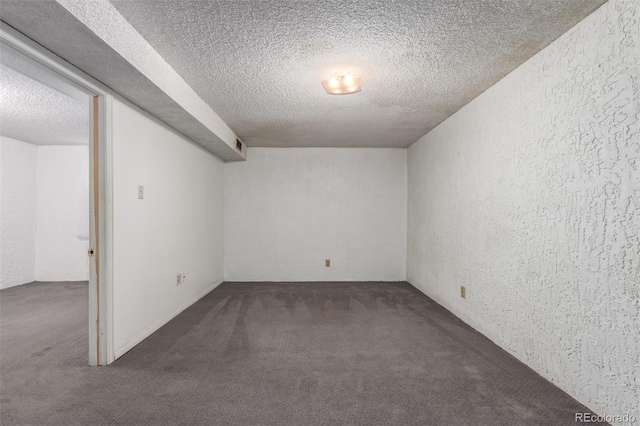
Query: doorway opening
xmin=0 ymin=27 xmax=112 ymax=366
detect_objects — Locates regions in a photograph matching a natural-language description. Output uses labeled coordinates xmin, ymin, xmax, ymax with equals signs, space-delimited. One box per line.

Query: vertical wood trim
xmin=93 ymin=96 xmax=101 ymax=365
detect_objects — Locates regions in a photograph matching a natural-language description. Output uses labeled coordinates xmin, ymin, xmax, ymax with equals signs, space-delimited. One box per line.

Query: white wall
xmin=35 ymin=145 xmax=89 ymax=281
xmin=407 ymin=0 xmax=639 ymax=422
xmin=224 ymin=148 xmax=407 ymax=282
xmin=112 ymin=97 xmax=225 ymax=357
xmin=0 ymin=137 xmax=89 ymax=288
xmin=0 ymin=136 xmax=37 ymax=288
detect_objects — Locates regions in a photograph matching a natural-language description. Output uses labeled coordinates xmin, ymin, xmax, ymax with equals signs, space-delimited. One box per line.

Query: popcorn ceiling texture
xmin=0 ymin=66 xmax=88 ymax=145
xmin=110 ymin=0 xmax=605 ymax=148
xmin=407 ymin=0 xmax=639 ymax=422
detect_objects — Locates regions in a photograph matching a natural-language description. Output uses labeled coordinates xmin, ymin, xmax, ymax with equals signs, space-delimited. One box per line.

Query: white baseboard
xmin=114 ymin=280 xmax=223 ymax=360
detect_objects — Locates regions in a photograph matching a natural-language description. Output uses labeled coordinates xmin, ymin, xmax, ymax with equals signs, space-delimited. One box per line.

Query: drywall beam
xmin=0 ymin=0 xmax=246 ymax=161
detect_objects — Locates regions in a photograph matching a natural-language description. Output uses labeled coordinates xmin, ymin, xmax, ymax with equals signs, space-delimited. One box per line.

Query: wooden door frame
xmin=1 ymin=24 xmax=115 ymax=365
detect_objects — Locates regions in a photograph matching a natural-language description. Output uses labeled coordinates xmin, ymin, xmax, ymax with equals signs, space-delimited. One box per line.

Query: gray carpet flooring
xmin=0 ymin=281 xmax=605 ymax=425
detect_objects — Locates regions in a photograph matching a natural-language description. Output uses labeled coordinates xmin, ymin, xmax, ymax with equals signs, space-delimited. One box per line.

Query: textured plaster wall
xmin=112 ymin=97 xmax=225 ymax=357
xmin=225 ymin=148 xmax=407 ymax=282
xmin=35 ymin=145 xmax=89 ymax=282
xmin=0 ymin=136 xmax=37 ymax=289
xmin=407 ymin=0 xmax=639 ymax=421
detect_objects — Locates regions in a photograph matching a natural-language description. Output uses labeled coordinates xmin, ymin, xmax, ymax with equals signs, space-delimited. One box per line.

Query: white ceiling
xmin=0 ymin=65 xmax=89 ymax=145
xmin=109 ymin=0 xmax=606 ymax=148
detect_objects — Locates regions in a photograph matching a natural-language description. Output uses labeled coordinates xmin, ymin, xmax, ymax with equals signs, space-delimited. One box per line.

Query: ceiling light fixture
xmin=322 ymin=72 xmax=361 ymax=95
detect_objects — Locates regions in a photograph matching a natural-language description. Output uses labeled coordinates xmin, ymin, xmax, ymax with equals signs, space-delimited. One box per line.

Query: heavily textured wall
xmin=225 ymin=148 xmax=407 ymax=282
xmin=35 ymin=145 xmax=89 ymax=282
xmin=112 ymin=97 xmax=225 ymax=357
xmin=407 ymin=0 xmax=639 ymax=422
xmin=0 ymin=136 xmax=37 ymax=289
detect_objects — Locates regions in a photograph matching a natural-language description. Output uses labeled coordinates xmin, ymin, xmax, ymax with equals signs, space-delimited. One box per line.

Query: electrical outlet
xmin=460 ymin=286 xmax=466 ymax=299
xmin=325 ymin=259 xmax=330 ymax=267
xmin=177 ymin=272 xmax=186 ymax=286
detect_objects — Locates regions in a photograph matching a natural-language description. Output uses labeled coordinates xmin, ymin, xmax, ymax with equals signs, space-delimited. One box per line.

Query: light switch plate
xmin=138 ymin=185 xmax=144 ymax=199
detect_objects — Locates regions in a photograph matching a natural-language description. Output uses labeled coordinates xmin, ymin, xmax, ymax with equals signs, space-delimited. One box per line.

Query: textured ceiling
xmin=110 ymin=0 xmax=606 ymax=148
xmin=0 ymin=65 xmax=89 ymax=145
xmin=0 ymin=0 xmax=244 ymax=161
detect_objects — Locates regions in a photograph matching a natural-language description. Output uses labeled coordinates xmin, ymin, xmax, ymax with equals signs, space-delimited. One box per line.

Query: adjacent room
xmin=0 ymin=0 xmax=637 ymax=425
xmin=0 ymin=59 xmax=91 ymax=367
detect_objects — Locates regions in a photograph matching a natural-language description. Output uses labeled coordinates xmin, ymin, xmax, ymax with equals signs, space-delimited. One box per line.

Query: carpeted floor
xmin=1 ymin=281 xmax=605 ymax=425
